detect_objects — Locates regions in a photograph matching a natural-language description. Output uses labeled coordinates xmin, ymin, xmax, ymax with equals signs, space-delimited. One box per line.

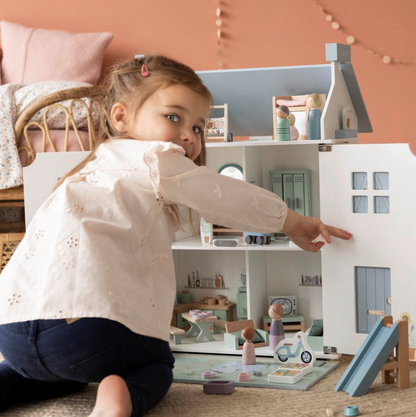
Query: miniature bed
xmin=0 ymin=84 xmax=102 ymax=271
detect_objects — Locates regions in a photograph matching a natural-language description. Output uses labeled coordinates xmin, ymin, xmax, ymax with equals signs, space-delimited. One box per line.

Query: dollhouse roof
xmin=339 ymin=63 xmax=372 ymax=133
xmin=198 ymin=63 xmax=372 ymax=137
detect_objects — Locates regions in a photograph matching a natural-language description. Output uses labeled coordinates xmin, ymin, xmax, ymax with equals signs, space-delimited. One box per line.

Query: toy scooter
xmin=275 ymin=333 xmax=313 ymax=364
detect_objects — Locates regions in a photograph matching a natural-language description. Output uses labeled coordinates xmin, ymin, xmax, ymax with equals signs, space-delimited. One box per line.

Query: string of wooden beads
xmin=216 ymin=1 xmax=223 ymax=69
xmin=313 ymin=0 xmax=416 ymax=65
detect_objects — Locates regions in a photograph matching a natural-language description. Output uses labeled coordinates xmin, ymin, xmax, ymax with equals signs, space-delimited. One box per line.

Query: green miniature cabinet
xmin=269 ymin=169 xmax=311 ymax=216
xmin=236 ymin=290 xmax=248 ymax=320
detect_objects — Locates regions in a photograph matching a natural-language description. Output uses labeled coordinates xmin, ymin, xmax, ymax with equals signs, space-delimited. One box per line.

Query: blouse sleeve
xmin=144 ymin=142 xmax=288 ymax=234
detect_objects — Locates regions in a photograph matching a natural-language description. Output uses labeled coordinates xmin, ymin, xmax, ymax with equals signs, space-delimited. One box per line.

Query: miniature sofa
xmin=224 ymin=319 xmax=269 ymax=350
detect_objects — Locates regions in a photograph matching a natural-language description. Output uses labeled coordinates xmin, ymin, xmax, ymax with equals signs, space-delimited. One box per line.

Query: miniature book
xmin=268 ymin=363 xmax=313 ymax=384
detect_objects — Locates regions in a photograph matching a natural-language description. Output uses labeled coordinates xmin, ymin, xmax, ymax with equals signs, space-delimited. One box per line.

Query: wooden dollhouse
xmin=23 ymin=44 xmax=416 ymax=360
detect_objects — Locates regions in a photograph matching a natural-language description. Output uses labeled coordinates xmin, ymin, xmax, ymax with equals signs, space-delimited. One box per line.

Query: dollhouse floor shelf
xmin=169 ymin=333 xmax=340 ymax=360
xmin=172 ymin=236 xmax=302 ymax=251
xmin=183 ymin=286 xmax=230 ymax=290
xmin=299 ymin=284 xmax=322 ymax=287
xmin=205 ymin=138 xmax=358 ymax=149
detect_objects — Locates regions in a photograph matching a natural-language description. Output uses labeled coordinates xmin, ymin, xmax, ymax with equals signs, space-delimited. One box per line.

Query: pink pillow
xmin=0 ymin=21 xmax=113 ymax=85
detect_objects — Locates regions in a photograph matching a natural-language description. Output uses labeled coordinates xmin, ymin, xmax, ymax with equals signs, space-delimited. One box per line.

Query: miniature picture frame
xmin=206 ymin=104 xmax=229 ymax=142
xmin=201 ymin=277 xmax=215 ymax=288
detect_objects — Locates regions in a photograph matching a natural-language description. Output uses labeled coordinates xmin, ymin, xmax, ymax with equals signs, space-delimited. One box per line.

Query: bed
xmin=0 ymin=20 xmax=112 ymax=269
xmin=0 ymin=84 xmax=102 ymax=214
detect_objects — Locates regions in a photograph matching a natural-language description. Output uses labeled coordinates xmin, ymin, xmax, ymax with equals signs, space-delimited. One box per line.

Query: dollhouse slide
xmin=335 ymin=317 xmax=399 ymax=396
xmin=173 ymin=353 xmax=339 ymax=391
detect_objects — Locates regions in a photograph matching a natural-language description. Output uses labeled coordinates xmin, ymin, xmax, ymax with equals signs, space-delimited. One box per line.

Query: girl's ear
xmin=110 ymin=102 xmax=129 ymax=134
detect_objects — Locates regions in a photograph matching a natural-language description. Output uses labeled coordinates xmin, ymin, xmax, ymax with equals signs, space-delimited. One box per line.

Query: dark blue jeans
xmin=0 ymin=318 xmax=175 ymax=416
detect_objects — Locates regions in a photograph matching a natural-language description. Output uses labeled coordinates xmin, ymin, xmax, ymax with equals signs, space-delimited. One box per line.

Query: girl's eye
xmin=166 ymin=114 xmax=180 ymax=122
xmin=193 ymin=126 xmax=203 ymax=134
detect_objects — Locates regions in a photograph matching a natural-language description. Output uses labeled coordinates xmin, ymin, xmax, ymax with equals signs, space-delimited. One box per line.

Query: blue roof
xmin=339 ymin=63 xmax=372 ymax=133
xmin=198 ymin=62 xmax=372 ymax=136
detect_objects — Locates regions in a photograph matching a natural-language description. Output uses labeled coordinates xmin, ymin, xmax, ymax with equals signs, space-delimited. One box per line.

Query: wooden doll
xmin=307 ymin=93 xmax=323 ymax=140
xmin=268 ymin=304 xmax=285 ymax=351
xmin=289 ymin=113 xmax=299 ymax=141
xmin=241 ymin=326 xmax=256 ymax=365
xmin=276 ymin=105 xmax=290 ymax=141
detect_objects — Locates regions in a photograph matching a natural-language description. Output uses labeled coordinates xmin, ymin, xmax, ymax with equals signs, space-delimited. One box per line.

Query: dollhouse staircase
xmin=335 ymin=316 xmax=410 ymax=396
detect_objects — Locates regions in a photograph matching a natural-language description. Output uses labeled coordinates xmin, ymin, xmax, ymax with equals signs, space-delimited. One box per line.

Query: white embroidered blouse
xmin=0 ymin=140 xmax=288 ymax=342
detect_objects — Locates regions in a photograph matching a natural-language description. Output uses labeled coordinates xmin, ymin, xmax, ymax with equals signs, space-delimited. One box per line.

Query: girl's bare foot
xmin=89 ymin=374 xmax=133 ymax=417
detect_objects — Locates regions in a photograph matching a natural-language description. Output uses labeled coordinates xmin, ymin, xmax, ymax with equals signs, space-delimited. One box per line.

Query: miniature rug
xmin=172 ymin=352 xmax=339 ymax=390
xmin=2 ymin=355 xmax=416 ymax=416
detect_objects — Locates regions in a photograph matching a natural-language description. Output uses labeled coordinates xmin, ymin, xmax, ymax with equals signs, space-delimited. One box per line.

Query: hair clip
xmin=134 ymin=54 xmax=149 ymax=76
xmin=141 ymin=63 xmax=149 ymax=77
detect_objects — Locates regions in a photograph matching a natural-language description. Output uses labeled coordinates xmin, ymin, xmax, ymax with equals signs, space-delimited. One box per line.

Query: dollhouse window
xmin=353 ymin=196 xmax=368 ymax=213
xmin=352 ymin=172 xmax=367 ymax=190
xmin=374 ymin=196 xmax=390 ymax=214
xmin=352 ymin=172 xmax=390 ymax=214
xmin=373 ymin=172 xmax=389 ymax=190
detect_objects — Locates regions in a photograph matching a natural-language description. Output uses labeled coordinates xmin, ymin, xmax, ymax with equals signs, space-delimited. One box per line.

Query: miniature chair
xmin=224 ymin=319 xmax=269 ymax=350
xmin=169 ymin=326 xmax=185 ymax=345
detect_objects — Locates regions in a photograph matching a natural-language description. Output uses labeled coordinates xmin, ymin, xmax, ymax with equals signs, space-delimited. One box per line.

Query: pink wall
xmin=1 ymin=0 xmax=415 ymax=149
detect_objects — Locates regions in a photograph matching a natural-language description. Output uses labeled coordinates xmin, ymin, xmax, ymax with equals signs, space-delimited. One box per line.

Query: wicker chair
xmin=0 ymin=86 xmax=103 ymax=272
xmin=0 ymin=233 xmax=25 ymax=273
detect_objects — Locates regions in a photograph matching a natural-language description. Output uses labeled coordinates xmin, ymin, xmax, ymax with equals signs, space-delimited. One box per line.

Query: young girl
xmin=0 ymin=55 xmax=352 ymax=417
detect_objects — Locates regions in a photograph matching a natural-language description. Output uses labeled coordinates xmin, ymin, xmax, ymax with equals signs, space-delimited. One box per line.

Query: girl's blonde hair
xmin=54 ymin=54 xmax=212 ymax=190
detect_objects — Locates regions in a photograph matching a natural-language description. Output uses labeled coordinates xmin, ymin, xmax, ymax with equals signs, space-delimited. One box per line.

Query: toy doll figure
xmin=276 ymin=105 xmax=290 ymax=141
xmin=268 ymin=304 xmax=285 ymax=351
xmin=241 ymin=326 xmax=256 ymax=365
xmin=307 ymin=93 xmax=323 ymax=140
xmin=289 ymin=113 xmax=299 ymax=141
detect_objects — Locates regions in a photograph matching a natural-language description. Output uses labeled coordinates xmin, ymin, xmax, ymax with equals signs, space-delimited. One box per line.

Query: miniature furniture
xmin=268 ymin=169 xmax=311 ymax=216
xmin=263 ymin=314 xmax=306 ymax=333
xmin=336 ymin=316 xmax=410 ymax=396
xmin=264 ymin=316 xmax=323 ymax=352
xmin=236 ymin=286 xmax=248 ymax=320
xmin=172 ymin=302 xmax=235 ymax=331
xmin=169 ymin=326 xmax=185 ymax=345
xmin=181 ymin=312 xmax=218 ymax=343
xmin=224 ymin=319 xmax=269 ymax=350
xmin=306 ymin=319 xmax=324 ymax=352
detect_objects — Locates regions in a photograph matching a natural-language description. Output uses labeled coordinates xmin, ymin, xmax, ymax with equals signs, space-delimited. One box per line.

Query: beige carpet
xmin=1 ymin=356 xmax=416 ymax=417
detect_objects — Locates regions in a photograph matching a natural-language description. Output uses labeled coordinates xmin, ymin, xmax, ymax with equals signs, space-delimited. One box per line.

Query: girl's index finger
xmin=326 ymin=225 xmax=353 ymax=240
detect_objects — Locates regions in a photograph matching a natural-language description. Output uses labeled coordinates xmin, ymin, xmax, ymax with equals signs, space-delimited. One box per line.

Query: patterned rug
xmin=1 ymin=355 xmax=416 ymax=417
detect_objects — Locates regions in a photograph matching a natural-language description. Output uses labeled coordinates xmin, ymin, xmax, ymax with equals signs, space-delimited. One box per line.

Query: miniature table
xmin=172 ymin=302 xmax=236 ymax=328
xmin=181 ymin=312 xmax=218 ymax=343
